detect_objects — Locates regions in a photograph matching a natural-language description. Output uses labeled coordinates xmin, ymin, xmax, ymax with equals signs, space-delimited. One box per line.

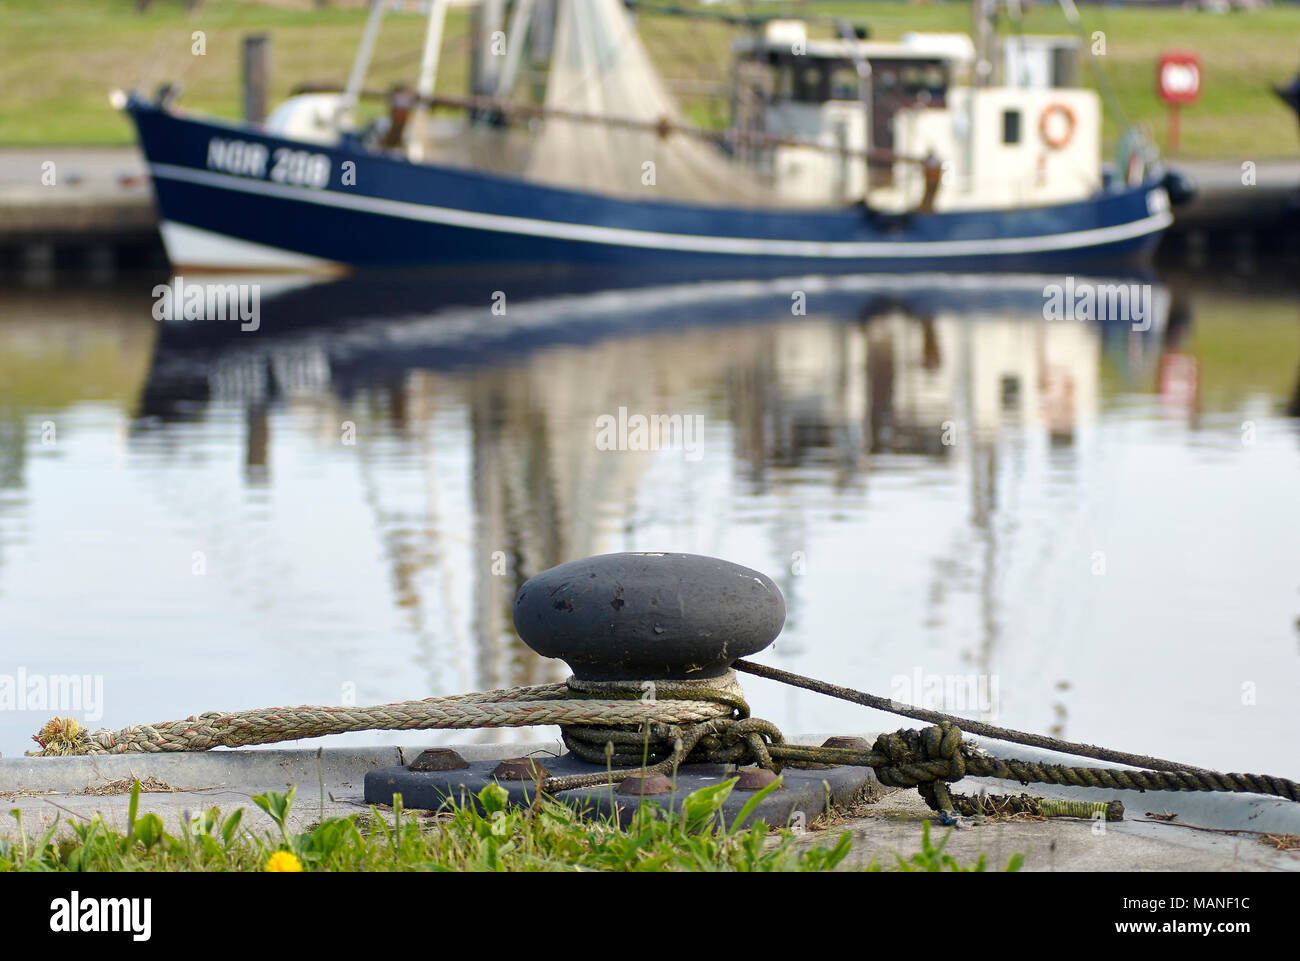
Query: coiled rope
xmin=29 ymin=665 xmax=1300 ymax=812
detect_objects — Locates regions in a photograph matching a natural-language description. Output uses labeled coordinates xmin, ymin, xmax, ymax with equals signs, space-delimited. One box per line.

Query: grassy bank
xmin=1 ymin=0 xmax=1297 ymax=157
xmin=0 ymin=778 xmax=1022 ymax=872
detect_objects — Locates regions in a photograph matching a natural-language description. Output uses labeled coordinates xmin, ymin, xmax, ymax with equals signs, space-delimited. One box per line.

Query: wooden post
xmin=242 ymin=33 xmax=271 ymax=124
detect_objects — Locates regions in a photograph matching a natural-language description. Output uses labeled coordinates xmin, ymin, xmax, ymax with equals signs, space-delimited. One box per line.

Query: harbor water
xmin=0 ymin=265 xmax=1297 ymax=777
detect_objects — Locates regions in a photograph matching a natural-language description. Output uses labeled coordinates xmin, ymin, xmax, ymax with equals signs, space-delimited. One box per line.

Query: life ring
xmin=1039 ymin=103 xmax=1076 ymax=150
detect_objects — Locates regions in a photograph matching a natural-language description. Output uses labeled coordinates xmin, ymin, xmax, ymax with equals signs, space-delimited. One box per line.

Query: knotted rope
xmin=767 ymin=721 xmax=1300 ymax=807
xmin=29 ymin=667 xmax=1300 ymax=813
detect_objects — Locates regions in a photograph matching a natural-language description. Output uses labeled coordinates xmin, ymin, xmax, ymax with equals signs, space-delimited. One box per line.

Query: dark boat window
xmin=1001 ymin=375 xmax=1022 ymax=411
xmin=1003 ymin=109 xmax=1022 ymax=144
xmin=799 ymin=65 xmax=826 ymax=102
xmin=763 ymin=53 xmax=947 ymax=107
xmin=830 ymin=67 xmax=860 ymax=100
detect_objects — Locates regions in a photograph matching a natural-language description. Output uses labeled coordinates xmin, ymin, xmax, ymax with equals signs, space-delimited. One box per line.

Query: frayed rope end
xmin=27 ymin=717 xmax=88 ymax=757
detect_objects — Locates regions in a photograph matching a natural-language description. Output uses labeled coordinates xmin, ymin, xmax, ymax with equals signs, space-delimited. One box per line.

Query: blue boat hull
xmin=127 ymin=98 xmax=1172 ymax=278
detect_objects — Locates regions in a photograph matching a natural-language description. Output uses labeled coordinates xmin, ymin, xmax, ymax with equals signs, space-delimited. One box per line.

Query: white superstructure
xmin=733 ymin=22 xmax=1103 ymax=211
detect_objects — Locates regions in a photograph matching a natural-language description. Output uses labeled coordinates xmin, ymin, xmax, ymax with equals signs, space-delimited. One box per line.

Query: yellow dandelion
xmin=265 ymin=850 xmax=303 ymax=872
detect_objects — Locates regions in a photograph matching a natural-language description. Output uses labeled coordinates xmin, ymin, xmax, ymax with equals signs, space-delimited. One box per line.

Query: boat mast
xmin=340 ymin=0 xmax=388 ymax=127
xmin=972 ymin=0 xmax=997 ymax=86
xmin=408 ymin=0 xmax=450 ymax=160
xmin=495 ymin=0 xmax=535 ymax=97
xmin=830 ymin=18 xmax=874 ymax=194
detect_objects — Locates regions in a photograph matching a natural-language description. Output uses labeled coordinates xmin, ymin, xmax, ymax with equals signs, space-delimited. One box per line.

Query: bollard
xmin=512 ymin=552 xmax=785 ymax=681
xmin=365 ymin=553 xmax=873 ymax=825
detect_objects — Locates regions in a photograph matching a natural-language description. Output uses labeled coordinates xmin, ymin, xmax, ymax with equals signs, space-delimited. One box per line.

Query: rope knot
xmin=871 ymin=721 xmax=967 ymax=812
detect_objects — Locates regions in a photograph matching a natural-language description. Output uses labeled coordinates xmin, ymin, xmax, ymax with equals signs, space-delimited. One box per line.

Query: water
xmin=1 ymin=268 xmax=1297 ymax=778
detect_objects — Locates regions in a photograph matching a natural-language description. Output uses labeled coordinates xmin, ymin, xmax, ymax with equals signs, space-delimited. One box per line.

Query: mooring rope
xmin=766 ymin=723 xmax=1300 ymax=805
xmin=29 ymin=666 xmax=1300 ymax=811
xmin=27 ymin=679 xmax=734 ymax=756
xmin=732 ymin=659 xmax=1214 ymax=774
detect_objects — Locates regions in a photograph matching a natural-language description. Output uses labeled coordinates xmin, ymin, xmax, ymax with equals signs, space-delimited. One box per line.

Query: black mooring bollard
xmin=512 ymin=552 xmax=785 ymax=682
xmin=365 ymin=552 xmax=873 ymax=821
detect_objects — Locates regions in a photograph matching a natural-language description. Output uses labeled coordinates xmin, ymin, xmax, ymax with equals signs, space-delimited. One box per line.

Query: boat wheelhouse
xmin=730 ymin=23 xmax=1108 ymax=212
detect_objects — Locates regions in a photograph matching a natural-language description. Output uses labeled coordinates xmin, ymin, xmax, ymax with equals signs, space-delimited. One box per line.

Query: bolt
xmin=733 ymin=767 xmax=780 ymax=791
xmin=491 ymin=757 xmax=550 ymax=781
xmin=408 ymin=748 xmax=469 ymax=772
xmin=616 ymin=773 xmax=675 ymax=796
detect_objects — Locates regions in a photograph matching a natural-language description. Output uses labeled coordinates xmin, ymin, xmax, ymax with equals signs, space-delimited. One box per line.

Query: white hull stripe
xmin=160 ymin=220 xmax=342 ymax=270
xmin=150 ymin=163 xmax=1173 ymax=260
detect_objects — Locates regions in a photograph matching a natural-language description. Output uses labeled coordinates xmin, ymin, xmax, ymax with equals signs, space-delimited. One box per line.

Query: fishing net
xmin=429 ymin=0 xmax=793 ymax=206
xmin=524 ymin=0 xmax=780 ymax=204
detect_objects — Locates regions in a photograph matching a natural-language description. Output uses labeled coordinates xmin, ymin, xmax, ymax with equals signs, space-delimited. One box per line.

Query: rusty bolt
xmin=617 ymin=773 xmax=674 ymax=796
xmin=491 ymin=757 xmax=550 ymax=781
xmin=408 ymin=748 xmax=469 ymax=772
xmin=733 ymin=767 xmax=780 ymax=791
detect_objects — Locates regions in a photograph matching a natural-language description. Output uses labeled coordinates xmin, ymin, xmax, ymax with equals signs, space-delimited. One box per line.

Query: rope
xmin=950 ymin=793 xmax=1124 ymax=821
xmin=559 ymin=673 xmax=751 ymax=766
xmin=733 ymin=659 xmax=1214 ymax=774
xmin=27 ymin=679 xmax=734 ymax=757
xmin=29 ymin=664 xmax=1300 ymax=814
xmin=767 ymin=722 xmax=1300 ymax=806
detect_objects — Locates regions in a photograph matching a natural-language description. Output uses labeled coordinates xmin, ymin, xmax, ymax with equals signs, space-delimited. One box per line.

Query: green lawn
xmin=2 ymin=0 xmax=1298 ymax=159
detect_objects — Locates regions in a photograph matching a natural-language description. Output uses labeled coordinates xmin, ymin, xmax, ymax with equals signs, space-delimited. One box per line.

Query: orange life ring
xmin=1039 ymin=104 xmax=1076 ymax=150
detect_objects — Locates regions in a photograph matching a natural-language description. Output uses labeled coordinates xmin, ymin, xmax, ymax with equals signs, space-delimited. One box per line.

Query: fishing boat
xmin=118 ymin=0 xmax=1184 ymax=280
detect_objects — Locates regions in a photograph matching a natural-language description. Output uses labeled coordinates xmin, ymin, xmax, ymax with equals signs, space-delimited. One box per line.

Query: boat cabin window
xmin=763 ymin=53 xmax=947 ymax=107
xmin=1003 ymin=109 xmax=1022 ymax=145
xmin=830 ymin=67 xmax=861 ymax=101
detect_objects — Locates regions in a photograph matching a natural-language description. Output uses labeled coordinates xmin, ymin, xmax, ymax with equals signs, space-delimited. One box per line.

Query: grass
xmin=0 ymin=776 xmax=1020 ymax=872
xmin=884 ymin=818 xmax=1024 ymax=872
xmin=1 ymin=0 xmax=1298 ymax=158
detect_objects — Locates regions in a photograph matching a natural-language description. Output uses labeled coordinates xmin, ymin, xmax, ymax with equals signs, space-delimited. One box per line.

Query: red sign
xmin=1158 ymin=53 xmax=1202 ymax=105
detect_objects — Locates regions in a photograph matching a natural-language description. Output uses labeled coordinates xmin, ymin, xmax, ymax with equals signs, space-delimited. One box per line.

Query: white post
xmin=340 ymin=0 xmax=388 ymax=128
xmin=407 ymin=0 xmax=449 ymax=160
xmin=416 ymin=0 xmax=449 ymax=100
xmin=495 ymin=0 xmax=534 ymax=98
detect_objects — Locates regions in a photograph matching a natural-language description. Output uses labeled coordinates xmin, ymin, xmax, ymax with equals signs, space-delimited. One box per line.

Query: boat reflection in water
xmin=129 ymin=271 xmax=1169 ymax=727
